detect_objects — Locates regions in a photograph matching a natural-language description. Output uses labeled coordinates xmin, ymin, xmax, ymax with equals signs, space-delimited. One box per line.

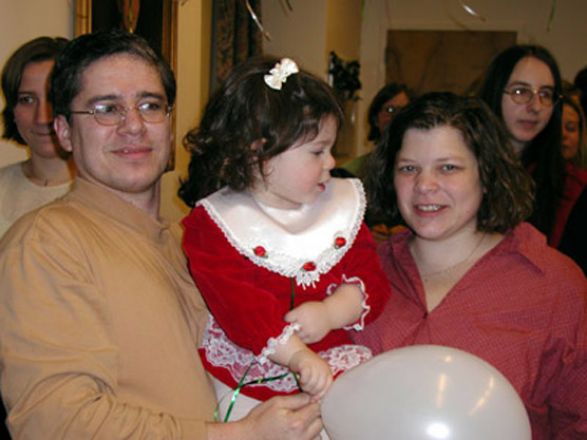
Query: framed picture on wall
xmin=74 ymin=0 xmax=178 ymax=169
xmin=75 ymin=0 xmax=177 ymax=67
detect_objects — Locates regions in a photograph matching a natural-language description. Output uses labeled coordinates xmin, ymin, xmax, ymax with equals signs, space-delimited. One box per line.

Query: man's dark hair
xmin=50 ymin=29 xmax=176 ymax=119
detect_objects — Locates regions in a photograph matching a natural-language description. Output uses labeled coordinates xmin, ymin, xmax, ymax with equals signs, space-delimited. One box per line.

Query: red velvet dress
xmin=182 ymin=178 xmax=390 ymax=401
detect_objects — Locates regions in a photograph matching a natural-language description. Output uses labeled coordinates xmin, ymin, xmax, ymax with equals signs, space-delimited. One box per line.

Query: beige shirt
xmin=0 ymin=178 xmax=216 ymax=439
xmin=0 ymin=162 xmax=71 ymax=238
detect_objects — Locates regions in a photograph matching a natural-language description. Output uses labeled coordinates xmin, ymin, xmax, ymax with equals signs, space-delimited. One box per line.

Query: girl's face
xmin=500 ymin=56 xmax=555 ymax=154
xmin=13 ymin=60 xmax=61 ymax=157
xmin=252 ymin=115 xmax=337 ymax=209
xmin=394 ymin=125 xmax=483 ymax=242
xmin=562 ymin=103 xmax=580 ymax=160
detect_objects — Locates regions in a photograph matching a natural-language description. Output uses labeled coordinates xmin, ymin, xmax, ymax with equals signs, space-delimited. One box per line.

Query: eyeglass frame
xmin=502 ymin=85 xmax=562 ymax=107
xmin=69 ymin=101 xmax=173 ymax=126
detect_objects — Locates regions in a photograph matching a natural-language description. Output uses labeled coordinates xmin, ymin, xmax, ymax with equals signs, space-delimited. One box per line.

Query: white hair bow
xmin=264 ymin=58 xmax=299 ymax=90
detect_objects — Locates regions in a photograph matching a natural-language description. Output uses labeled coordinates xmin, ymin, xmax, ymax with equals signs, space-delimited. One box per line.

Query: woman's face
xmin=13 ymin=59 xmax=61 ymax=158
xmin=394 ymin=125 xmax=483 ymax=242
xmin=500 ymin=56 xmax=555 ymax=154
xmin=377 ymin=91 xmax=410 ymax=135
xmin=561 ymin=103 xmax=580 ymax=160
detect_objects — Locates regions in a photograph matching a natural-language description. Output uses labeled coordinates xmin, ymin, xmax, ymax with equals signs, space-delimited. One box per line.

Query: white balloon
xmin=322 ymin=345 xmax=531 ymax=440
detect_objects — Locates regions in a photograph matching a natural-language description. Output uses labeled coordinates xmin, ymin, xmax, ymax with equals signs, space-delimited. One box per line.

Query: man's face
xmin=55 ymin=54 xmax=172 ymax=202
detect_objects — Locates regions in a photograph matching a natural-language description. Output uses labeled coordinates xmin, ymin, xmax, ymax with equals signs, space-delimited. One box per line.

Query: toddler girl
xmin=179 ymin=56 xmax=390 ymax=421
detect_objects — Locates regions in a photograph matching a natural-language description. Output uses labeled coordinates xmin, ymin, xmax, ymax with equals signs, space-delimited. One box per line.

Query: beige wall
xmin=263 ymin=0 xmax=329 ymax=77
xmin=0 ymin=0 xmax=211 ymax=222
xmin=2 ymin=0 xmax=586 ymax=215
xmin=0 ymin=0 xmax=73 ymax=167
xmin=262 ymin=0 xmax=363 ymax=160
xmin=160 ymin=0 xmax=211 ymax=221
xmin=265 ymin=0 xmax=587 ymax=158
xmin=357 ymin=0 xmax=587 ymax=156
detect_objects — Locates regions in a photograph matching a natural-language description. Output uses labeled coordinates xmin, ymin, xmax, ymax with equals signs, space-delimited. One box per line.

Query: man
xmin=0 ymin=30 xmax=322 ymax=439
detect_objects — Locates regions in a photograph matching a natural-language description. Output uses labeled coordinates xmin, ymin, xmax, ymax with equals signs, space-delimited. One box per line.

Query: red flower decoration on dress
xmin=302 ymin=261 xmax=316 ymax=272
xmin=334 ymin=236 xmax=347 ymax=248
xmin=253 ymin=246 xmax=267 ymax=258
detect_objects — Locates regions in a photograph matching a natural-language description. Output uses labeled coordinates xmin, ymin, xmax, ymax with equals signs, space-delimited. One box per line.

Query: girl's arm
xmin=268 ymin=332 xmax=332 ymax=399
xmin=284 ymin=284 xmax=363 ymax=344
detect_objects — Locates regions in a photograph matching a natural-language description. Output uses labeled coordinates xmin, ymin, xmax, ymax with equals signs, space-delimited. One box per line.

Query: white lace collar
xmin=198 ymin=178 xmax=366 ymax=287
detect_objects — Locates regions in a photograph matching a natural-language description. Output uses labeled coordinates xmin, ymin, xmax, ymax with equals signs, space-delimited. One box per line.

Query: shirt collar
xmin=387 ymin=222 xmax=550 ymax=276
xmin=68 ymin=178 xmax=171 ymax=244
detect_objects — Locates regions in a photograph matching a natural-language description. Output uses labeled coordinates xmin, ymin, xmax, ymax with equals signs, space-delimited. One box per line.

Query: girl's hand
xmin=285 ymin=302 xmax=332 ymax=344
xmin=288 ymin=348 xmax=333 ymax=399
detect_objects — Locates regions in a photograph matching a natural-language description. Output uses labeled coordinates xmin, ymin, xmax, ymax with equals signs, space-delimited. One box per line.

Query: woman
xmin=341 ymin=83 xmax=413 ymax=239
xmin=477 ymin=44 xmax=587 ymax=248
xmin=0 ymin=36 xmax=73 ymax=237
xmin=358 ymin=92 xmax=587 ymax=438
xmin=342 ymin=82 xmax=412 ymax=177
xmin=561 ymin=95 xmax=587 ymax=168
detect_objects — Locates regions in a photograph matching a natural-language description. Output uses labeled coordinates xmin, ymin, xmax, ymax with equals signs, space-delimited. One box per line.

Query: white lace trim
xmin=202 ymin=316 xmax=372 ymax=393
xmin=325 ymin=274 xmax=371 ymax=331
xmin=198 ymin=179 xmax=366 ymax=288
xmin=258 ymin=322 xmax=301 ymax=364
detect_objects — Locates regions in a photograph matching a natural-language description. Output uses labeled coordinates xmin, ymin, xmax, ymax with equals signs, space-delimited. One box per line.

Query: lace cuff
xmin=326 ymin=274 xmax=370 ymax=331
xmin=258 ymin=323 xmax=301 ymax=364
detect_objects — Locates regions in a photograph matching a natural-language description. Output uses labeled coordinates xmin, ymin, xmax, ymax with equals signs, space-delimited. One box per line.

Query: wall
xmin=357 ymin=0 xmax=587 ymax=156
xmin=0 ymin=0 xmax=73 ymax=167
xmin=262 ymin=0 xmax=328 ymax=77
xmin=262 ymin=0 xmax=363 ymax=160
xmin=0 ymin=0 xmax=211 ymax=222
xmin=160 ymin=0 xmax=211 ymax=221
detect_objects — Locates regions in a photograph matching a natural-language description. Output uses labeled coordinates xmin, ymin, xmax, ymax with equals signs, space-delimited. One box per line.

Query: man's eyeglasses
xmin=70 ymin=101 xmax=172 ymax=126
xmin=503 ymin=85 xmax=560 ymax=107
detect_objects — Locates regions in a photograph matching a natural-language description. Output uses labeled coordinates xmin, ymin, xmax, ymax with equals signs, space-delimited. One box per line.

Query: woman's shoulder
xmin=0 ymin=161 xmax=24 ymax=181
xmin=508 ymin=222 xmax=585 ymax=287
xmin=565 ymin=163 xmax=587 ymax=187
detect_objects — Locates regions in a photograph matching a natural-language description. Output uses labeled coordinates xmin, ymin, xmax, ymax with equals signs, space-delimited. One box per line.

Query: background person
xmin=357 ymin=92 xmax=587 ymax=438
xmin=477 ymin=44 xmax=587 ymax=249
xmin=341 ymin=82 xmax=412 ymax=178
xmin=561 ymin=95 xmax=587 ymax=168
xmin=0 ymin=30 xmax=322 ymax=440
xmin=341 ymin=83 xmax=413 ymax=240
xmin=0 ymin=36 xmax=73 ymax=237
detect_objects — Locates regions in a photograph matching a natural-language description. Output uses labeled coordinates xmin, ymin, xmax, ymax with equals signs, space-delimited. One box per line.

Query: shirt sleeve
xmin=0 ymin=223 xmax=208 ymax=440
xmin=334 ymin=223 xmax=391 ymax=330
xmin=545 ymin=274 xmax=587 ymax=438
xmin=183 ymin=206 xmax=304 ymax=355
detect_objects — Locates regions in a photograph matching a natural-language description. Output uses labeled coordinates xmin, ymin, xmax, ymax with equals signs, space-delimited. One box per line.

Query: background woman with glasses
xmin=340 ymin=83 xmax=414 ymax=241
xmin=478 ymin=44 xmax=587 ymax=255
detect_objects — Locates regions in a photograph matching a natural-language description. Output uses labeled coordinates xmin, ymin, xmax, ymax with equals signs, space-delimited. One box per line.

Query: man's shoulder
xmin=0 ymin=194 xmax=91 ymax=250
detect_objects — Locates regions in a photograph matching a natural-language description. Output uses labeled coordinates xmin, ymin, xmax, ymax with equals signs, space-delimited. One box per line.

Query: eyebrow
xmin=396 ymin=155 xmax=466 ymax=162
xmin=85 ymin=91 xmax=166 ymax=106
xmin=506 ymin=80 xmax=554 ymax=89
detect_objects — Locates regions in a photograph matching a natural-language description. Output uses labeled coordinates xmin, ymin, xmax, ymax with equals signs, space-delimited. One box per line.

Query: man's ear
xmin=54 ymin=115 xmax=73 ymax=153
